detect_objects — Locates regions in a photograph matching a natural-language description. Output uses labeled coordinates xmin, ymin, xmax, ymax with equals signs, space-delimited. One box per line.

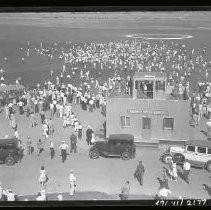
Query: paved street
xmin=1 ymin=12 xmax=211 ymax=201
xmin=0 ymin=103 xmax=211 ymax=200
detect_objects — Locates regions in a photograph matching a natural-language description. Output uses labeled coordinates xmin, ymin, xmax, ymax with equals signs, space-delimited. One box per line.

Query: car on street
xmin=0 ymin=138 xmax=23 ymax=166
xmin=89 ymin=134 xmax=136 ymax=160
xmin=160 ymin=140 xmax=211 ymax=172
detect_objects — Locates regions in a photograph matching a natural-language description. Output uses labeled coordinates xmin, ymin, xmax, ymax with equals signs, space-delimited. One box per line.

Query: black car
xmin=89 ymin=134 xmax=136 ymax=160
xmin=0 ymin=138 xmax=23 ymax=166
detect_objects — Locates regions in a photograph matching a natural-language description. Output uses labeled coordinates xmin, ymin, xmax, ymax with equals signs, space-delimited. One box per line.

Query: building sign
xmin=127 ymin=109 xmax=168 ymax=115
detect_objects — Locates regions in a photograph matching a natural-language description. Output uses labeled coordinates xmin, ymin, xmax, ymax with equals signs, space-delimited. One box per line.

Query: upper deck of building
xmin=109 ymin=72 xmax=188 ymax=101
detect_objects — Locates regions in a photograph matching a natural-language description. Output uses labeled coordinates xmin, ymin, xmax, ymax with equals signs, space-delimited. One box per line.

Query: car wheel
xmin=5 ymin=156 xmax=15 ymax=166
xmin=206 ymin=161 xmax=211 ymax=172
xmin=173 ymin=153 xmax=185 ymax=163
xmin=162 ymin=154 xmax=172 ymax=164
xmin=89 ymin=150 xmax=100 ymax=159
xmin=121 ymin=152 xmax=131 ymax=160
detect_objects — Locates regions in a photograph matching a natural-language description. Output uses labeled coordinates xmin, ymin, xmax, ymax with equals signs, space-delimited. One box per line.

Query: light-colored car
xmin=160 ymin=140 xmax=211 ymax=172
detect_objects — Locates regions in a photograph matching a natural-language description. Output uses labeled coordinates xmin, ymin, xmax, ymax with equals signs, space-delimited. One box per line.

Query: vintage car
xmin=160 ymin=140 xmax=211 ymax=172
xmin=89 ymin=134 xmax=136 ymax=160
xmin=0 ymin=138 xmax=23 ymax=166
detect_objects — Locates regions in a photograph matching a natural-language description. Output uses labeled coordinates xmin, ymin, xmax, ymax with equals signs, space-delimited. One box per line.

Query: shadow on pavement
xmin=203 ymin=184 xmax=211 ymax=197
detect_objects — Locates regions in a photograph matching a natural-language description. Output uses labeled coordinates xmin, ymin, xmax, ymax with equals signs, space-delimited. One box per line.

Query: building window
xmin=120 ymin=116 xmax=130 ymax=127
xmin=163 ymin=118 xmax=174 ymax=130
xmin=187 ymin=145 xmax=195 ymax=152
xmin=197 ymin=147 xmax=207 ymax=154
xmin=142 ymin=117 xmax=151 ymax=129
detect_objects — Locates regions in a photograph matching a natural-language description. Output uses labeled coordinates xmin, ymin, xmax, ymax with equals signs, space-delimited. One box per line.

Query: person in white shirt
xmin=0 ymin=182 xmax=4 ymax=201
xmin=69 ymin=170 xmax=76 ymax=196
xmin=50 ymin=103 xmax=54 ymax=117
xmin=5 ymin=105 xmax=9 ymax=119
xmin=36 ymin=190 xmax=46 ymax=201
xmin=4 ymin=189 xmax=16 ymax=201
xmin=59 ymin=104 xmax=63 ymax=118
xmin=42 ymin=123 xmax=49 ymax=139
xmin=59 ymin=141 xmax=69 ymax=163
xmin=78 ymin=123 xmax=83 ymax=140
xmin=39 ymin=166 xmax=48 ymax=190
xmin=17 ymin=100 xmax=24 ymax=115
xmin=14 ymin=130 xmax=19 ymax=139
xmin=74 ymin=120 xmax=79 ymax=132
xmin=183 ymin=159 xmax=191 ymax=184
xmin=158 ymin=187 xmax=172 ymax=199
xmin=57 ymin=194 xmax=63 ymax=201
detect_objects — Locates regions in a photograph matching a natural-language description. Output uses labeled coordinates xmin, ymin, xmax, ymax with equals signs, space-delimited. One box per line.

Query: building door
xmin=142 ymin=117 xmax=152 ymax=140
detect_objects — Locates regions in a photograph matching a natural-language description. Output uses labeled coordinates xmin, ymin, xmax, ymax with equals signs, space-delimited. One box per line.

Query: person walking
xmin=37 ymin=139 xmax=44 ymax=156
xmin=119 ymin=181 xmax=130 ymax=200
xmin=70 ymin=134 xmax=77 ymax=153
xmin=183 ymin=159 xmax=191 ymax=184
xmin=49 ymin=141 xmax=55 ymax=159
xmin=168 ymin=159 xmax=174 ymax=180
xmin=134 ymin=161 xmax=145 ymax=186
xmin=48 ymin=118 xmax=54 ymax=136
xmin=206 ymin=119 xmax=211 ymax=140
xmin=172 ymin=162 xmax=178 ymax=181
xmin=90 ymin=132 xmax=96 ymax=145
xmin=40 ymin=110 xmax=45 ymax=124
xmin=78 ymin=123 xmax=82 ymax=140
xmin=42 ymin=123 xmax=49 ymax=139
xmin=29 ymin=112 xmax=37 ymax=128
xmin=59 ymin=141 xmax=69 ymax=163
xmin=69 ymin=170 xmax=76 ymax=196
xmin=26 ymin=136 xmax=33 ymax=155
xmin=157 ymin=186 xmax=172 ymax=199
xmin=38 ymin=166 xmax=48 ymax=191
xmin=86 ymin=126 xmax=93 ymax=146
xmin=17 ymin=100 xmax=24 ymax=115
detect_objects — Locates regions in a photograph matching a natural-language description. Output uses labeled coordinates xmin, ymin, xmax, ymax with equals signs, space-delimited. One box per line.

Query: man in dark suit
xmin=134 ymin=161 xmax=145 ymax=186
xmin=86 ymin=126 xmax=93 ymax=146
xmin=70 ymin=134 xmax=77 ymax=153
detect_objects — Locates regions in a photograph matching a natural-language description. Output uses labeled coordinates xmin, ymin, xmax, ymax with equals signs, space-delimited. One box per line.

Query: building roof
xmin=133 ymin=72 xmax=167 ymax=80
xmin=185 ymin=140 xmax=211 ymax=148
xmin=0 ymin=138 xmax=18 ymax=146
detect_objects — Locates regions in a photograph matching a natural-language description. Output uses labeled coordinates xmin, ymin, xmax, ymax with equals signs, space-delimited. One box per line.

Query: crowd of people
xmin=0 ymin=36 xmax=211 ymax=201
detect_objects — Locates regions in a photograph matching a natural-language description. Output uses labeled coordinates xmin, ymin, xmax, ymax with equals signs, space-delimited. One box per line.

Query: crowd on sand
xmin=0 ymin=38 xmax=210 ymax=200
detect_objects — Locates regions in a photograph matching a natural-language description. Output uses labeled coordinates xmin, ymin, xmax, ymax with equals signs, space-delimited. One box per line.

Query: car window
xmin=208 ymin=148 xmax=211 ymax=155
xmin=187 ymin=145 xmax=195 ymax=152
xmin=197 ymin=147 xmax=207 ymax=154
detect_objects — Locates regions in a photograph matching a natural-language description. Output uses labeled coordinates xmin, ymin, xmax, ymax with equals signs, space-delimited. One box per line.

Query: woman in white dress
xmin=172 ymin=162 xmax=178 ymax=181
xmin=69 ymin=170 xmax=76 ymax=196
xmin=39 ymin=166 xmax=48 ymax=190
